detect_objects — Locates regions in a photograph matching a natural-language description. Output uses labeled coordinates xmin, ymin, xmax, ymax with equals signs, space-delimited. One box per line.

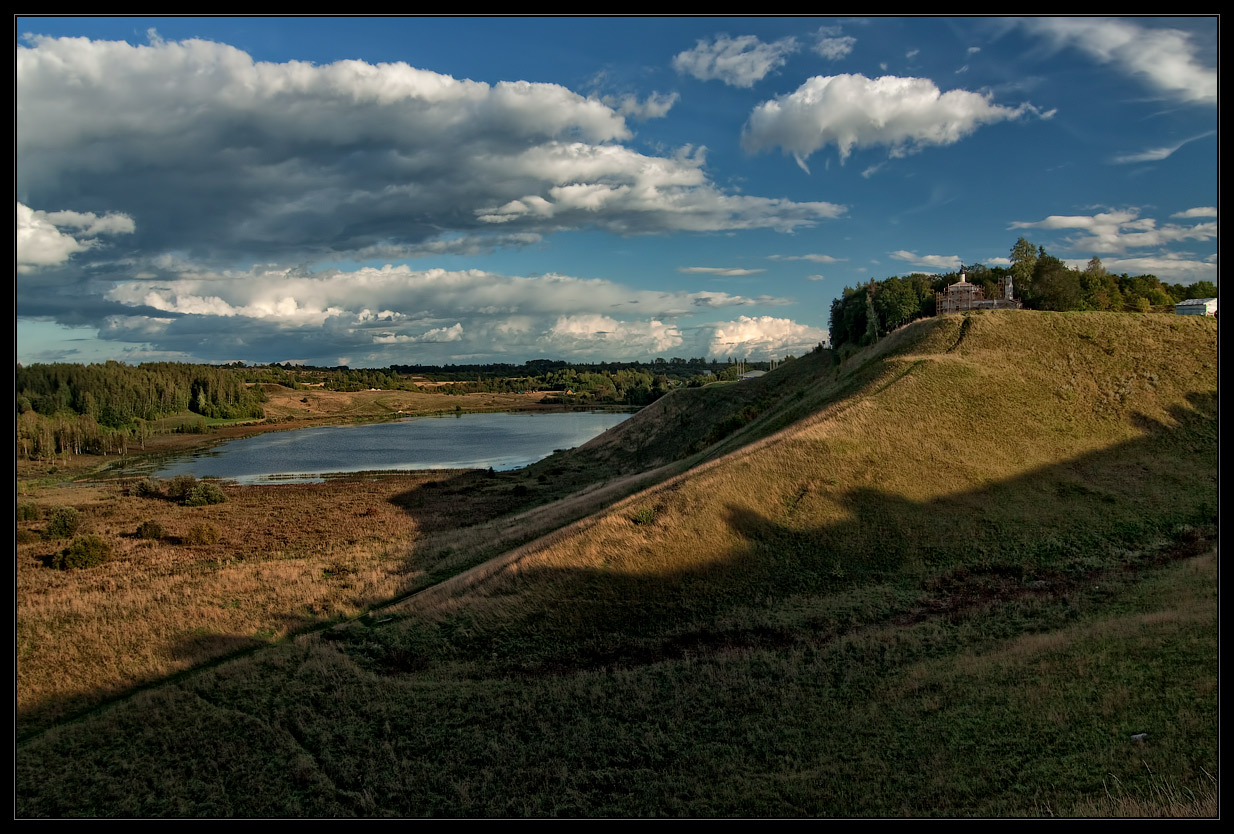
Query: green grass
xmin=15 ymin=311 xmax=1217 ymax=817
xmin=17 ymin=547 xmax=1214 ymax=816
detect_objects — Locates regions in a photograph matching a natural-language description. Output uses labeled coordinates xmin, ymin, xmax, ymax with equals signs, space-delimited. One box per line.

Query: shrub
xmin=50 ymin=535 xmax=112 ymax=570
xmin=44 ymin=506 xmax=82 ymax=540
xmin=16 ymin=503 xmax=40 ymax=522
xmin=16 ymin=529 xmax=41 ymax=545
xmin=631 ymin=507 xmax=657 ymax=526
xmin=135 ymin=520 xmax=166 ymax=540
xmin=183 ymin=523 xmax=220 ymax=546
xmin=132 ymin=478 xmax=164 ymax=499
xmin=165 ymin=474 xmax=199 ymax=503
xmin=184 ymin=482 xmax=227 ymax=506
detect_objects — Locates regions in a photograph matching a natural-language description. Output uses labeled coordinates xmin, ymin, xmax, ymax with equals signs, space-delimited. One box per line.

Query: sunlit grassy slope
xmin=17 ymin=311 xmax=1217 ymax=817
xmin=418 ymin=311 xmax=1215 ymax=629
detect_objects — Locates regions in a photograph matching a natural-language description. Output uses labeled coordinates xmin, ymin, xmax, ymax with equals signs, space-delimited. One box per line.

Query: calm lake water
xmin=149 ymin=411 xmax=631 ymax=485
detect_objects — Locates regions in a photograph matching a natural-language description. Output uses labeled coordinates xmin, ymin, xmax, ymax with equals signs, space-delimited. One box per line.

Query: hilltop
xmin=17 ymin=311 xmax=1217 ymax=817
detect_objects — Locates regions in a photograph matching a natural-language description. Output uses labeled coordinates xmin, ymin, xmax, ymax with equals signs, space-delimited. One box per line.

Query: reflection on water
xmin=148 ymin=411 xmax=631 ymax=484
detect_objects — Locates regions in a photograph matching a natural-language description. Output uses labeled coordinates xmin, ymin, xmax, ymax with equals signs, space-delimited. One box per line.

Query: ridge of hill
xmin=407 ymin=310 xmax=1216 ymax=633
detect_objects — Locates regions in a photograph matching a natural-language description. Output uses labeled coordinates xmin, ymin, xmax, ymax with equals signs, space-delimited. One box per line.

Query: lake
xmin=148 ymin=410 xmax=632 ymax=485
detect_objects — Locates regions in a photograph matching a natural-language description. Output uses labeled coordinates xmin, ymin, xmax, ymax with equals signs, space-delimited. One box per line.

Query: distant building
xmin=936 ymin=271 xmax=1021 ymax=315
xmin=1175 ymin=297 xmax=1217 ymax=317
xmin=740 ymin=370 xmax=767 ymax=381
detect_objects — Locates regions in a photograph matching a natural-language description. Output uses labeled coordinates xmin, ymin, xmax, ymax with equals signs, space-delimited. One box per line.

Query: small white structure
xmin=1175 ymin=298 xmax=1217 ymax=317
xmin=740 ymin=370 xmax=767 ymax=381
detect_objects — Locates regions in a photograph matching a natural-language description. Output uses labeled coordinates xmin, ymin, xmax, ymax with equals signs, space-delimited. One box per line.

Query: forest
xmin=829 ymin=237 xmax=1217 ymax=348
xmin=16 ymin=362 xmax=268 ymax=461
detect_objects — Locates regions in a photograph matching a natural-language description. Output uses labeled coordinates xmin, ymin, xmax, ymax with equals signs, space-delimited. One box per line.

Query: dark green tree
xmin=1026 ymin=254 xmax=1083 ymax=311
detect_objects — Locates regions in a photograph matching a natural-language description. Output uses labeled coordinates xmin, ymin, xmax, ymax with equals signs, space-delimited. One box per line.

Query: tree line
xmin=16 ymin=355 xmax=796 ymax=461
xmin=16 ymin=362 xmax=267 ymax=462
xmin=17 ymin=361 xmax=266 ymax=426
xmin=829 ymin=238 xmax=1217 ymax=349
xmin=242 ymin=358 xmax=780 ymax=403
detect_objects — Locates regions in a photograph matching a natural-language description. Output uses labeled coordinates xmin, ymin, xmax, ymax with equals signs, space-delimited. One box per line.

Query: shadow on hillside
xmin=17 ymin=603 xmax=339 ymax=738
xmin=17 ymin=389 xmax=1216 ymax=736
xmin=376 ymin=354 xmax=847 ymax=578
xmin=165 ymin=606 xmax=318 ymax=662
xmin=349 ymin=391 xmax=1216 ymax=677
xmin=378 ymin=349 xmax=846 ymax=526
xmin=167 ymin=632 xmax=268 ymax=662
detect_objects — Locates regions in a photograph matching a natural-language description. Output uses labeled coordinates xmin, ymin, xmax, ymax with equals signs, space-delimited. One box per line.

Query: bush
xmin=16 ymin=503 xmax=40 ymax=522
xmin=631 ymin=507 xmax=657 ymax=526
xmin=17 ymin=529 xmax=41 ymax=545
xmin=165 ymin=474 xmax=199 ymax=503
xmin=184 ymin=482 xmax=227 ymax=506
xmin=135 ymin=520 xmax=166 ymax=540
xmin=44 ymin=506 xmax=82 ymax=540
xmin=132 ymin=478 xmax=164 ymax=499
xmin=50 ymin=535 xmax=112 ymax=570
xmin=183 ymin=523 xmax=220 ymax=546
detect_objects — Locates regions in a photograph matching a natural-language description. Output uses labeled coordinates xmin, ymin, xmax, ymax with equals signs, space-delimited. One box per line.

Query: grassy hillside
xmin=17 ymin=311 xmax=1217 ymax=817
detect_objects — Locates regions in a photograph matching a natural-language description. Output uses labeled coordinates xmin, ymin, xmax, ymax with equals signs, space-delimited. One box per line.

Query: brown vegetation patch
xmin=15 ymin=472 xmax=437 ymax=733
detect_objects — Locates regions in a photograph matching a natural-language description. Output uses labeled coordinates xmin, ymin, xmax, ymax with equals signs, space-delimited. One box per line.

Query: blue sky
xmin=16 ymin=16 xmax=1218 ymax=367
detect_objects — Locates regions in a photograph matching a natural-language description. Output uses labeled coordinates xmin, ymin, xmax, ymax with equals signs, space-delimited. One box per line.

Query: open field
xmin=17 ymin=390 xmax=654 ymax=736
xmin=18 ymin=473 xmax=426 ymax=731
xmin=16 ymin=459 xmax=655 ymax=736
xmin=256 ymin=384 xmax=555 ymax=423
xmin=16 ymin=312 xmax=1218 ymax=816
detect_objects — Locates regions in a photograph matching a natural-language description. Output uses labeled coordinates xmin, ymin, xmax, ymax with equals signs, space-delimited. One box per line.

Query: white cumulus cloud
xmin=813 ymin=27 xmax=856 ymax=61
xmin=1095 ymin=254 xmax=1217 ymax=283
xmin=16 ymin=202 xmax=135 ymax=273
xmin=603 ymin=91 xmax=680 ymax=121
xmin=673 ymin=34 xmax=799 ymax=88
xmin=1010 ymin=208 xmax=1216 ymax=253
xmin=91 ymin=260 xmax=812 ymax=365
xmin=545 ymin=314 xmax=683 ymax=357
xmin=708 ymin=316 xmax=828 ymax=358
xmin=742 ymin=74 xmax=1043 ymax=172
xmin=1172 ymin=206 xmax=1217 ymax=219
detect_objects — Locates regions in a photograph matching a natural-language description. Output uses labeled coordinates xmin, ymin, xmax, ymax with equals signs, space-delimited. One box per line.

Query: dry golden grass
xmin=15 ymin=384 xmax=617 ymax=733
xmin=16 ymin=474 xmax=436 ymax=731
xmin=258 ymin=384 xmax=551 ymax=422
xmin=1062 ymin=775 xmax=1217 ymax=818
xmin=406 ymin=312 xmax=1217 ymax=629
xmin=16 ymin=461 xmax=681 ymax=735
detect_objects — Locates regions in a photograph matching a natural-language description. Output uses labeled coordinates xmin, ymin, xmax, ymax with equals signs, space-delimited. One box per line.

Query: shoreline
xmin=17 ymin=392 xmax=639 ymax=486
